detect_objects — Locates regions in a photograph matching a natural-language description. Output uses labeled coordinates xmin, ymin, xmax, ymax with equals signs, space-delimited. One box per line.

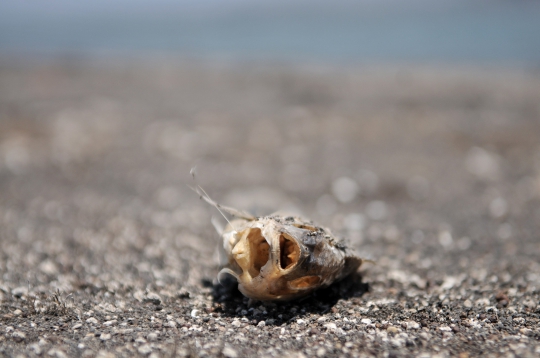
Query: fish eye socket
xmin=247 ymin=228 xmax=270 ymax=277
xmin=279 ymin=234 xmax=300 ymax=270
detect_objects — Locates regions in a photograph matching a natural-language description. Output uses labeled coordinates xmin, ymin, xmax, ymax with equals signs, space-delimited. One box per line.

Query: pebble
xmin=13 ymin=309 xmax=22 ymax=316
xmin=222 ymin=346 xmax=238 ymax=358
xmin=231 ymin=319 xmax=242 ymax=327
xmin=331 ymin=176 xmax=359 ymax=203
xmin=387 ymin=326 xmax=399 ymax=333
xmin=72 ymin=323 xmax=82 ymax=330
xmin=12 ymin=330 xmax=26 ymax=342
xmin=361 ymin=318 xmax=372 ymax=325
xmin=47 ymin=348 xmax=68 ymax=358
xmin=11 ymin=287 xmax=28 ymax=298
xmin=464 ymin=300 xmax=473 ymax=308
xmin=100 ymin=333 xmax=111 ymax=341
xmin=138 ymin=344 xmax=152 ymax=355
xmin=406 ymin=321 xmax=420 ymax=330
xmin=324 ymin=323 xmax=337 ymax=331
xmin=143 ymin=292 xmax=162 ymax=305
xmin=86 ymin=317 xmax=99 ymax=324
xmin=147 ymin=332 xmax=158 ymax=341
xmin=190 ymin=309 xmax=200 ymax=318
xmin=257 ymin=321 xmax=266 ymax=328
xmin=29 ymin=343 xmax=42 ymax=355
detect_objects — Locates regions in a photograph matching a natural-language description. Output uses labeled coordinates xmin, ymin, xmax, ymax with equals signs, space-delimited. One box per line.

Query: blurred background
xmin=1 ymin=0 xmax=540 ymax=64
xmin=1 ymin=1 xmax=540 ymax=343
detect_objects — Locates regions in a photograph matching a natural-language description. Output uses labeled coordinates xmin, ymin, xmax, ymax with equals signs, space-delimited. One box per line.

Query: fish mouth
xmin=231 ymin=227 xmax=301 ymax=280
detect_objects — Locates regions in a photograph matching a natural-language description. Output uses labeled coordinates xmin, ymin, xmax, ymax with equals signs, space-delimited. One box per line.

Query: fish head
xmin=221 ymin=216 xmax=361 ymax=301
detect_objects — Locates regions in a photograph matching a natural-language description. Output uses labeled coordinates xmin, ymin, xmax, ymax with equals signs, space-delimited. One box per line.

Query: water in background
xmin=1 ymin=0 xmax=539 ymax=64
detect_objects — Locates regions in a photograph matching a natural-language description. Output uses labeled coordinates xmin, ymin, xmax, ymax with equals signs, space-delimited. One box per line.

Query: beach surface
xmin=1 ymin=60 xmax=540 ymax=357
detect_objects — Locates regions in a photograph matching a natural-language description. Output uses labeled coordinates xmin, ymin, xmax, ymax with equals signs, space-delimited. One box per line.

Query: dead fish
xmin=193 ymin=181 xmax=367 ymax=301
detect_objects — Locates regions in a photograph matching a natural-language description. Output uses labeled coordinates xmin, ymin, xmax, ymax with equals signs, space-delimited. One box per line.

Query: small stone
xmin=12 ymin=287 xmax=28 ymax=298
xmin=361 ymin=318 xmax=372 ymax=325
xmin=332 ymin=177 xmax=359 ymax=203
xmin=138 ymin=344 xmax=152 ymax=355
xmin=231 ymin=319 xmax=242 ymax=328
xmin=12 ymin=330 xmax=26 ymax=342
xmin=147 ymin=332 xmax=158 ymax=341
xmin=96 ymin=350 xmax=115 ymax=358
xmin=324 ymin=323 xmax=337 ymax=331
xmin=222 ymin=345 xmax=238 ymax=358
xmin=103 ymin=320 xmax=117 ymax=326
xmin=177 ymin=288 xmax=190 ymax=299
xmin=387 ymin=326 xmax=399 ymax=333
xmin=257 ymin=321 xmax=266 ymax=328
xmin=296 ymin=319 xmax=306 ymax=325
xmin=13 ymin=309 xmax=22 ymax=316
xmin=190 ymin=309 xmax=199 ymax=318
xmin=463 ymin=300 xmax=473 ymax=308
xmin=47 ymin=348 xmax=68 ymax=358
xmin=100 ymin=333 xmax=111 ymax=341
xmin=86 ymin=317 xmax=98 ymax=324
xmin=407 ymin=321 xmax=420 ymax=330
xmin=29 ymin=343 xmax=42 ymax=355
xmin=316 ymin=347 xmax=327 ymax=357
xmin=143 ymin=292 xmax=161 ymax=305
xmin=72 ymin=323 xmax=82 ymax=330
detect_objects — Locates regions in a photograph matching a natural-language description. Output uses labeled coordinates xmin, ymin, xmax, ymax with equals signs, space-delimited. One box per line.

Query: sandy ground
xmin=1 ymin=59 xmax=540 ymax=357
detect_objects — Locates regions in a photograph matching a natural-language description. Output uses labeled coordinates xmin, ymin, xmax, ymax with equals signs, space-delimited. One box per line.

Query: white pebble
xmin=222 ymin=346 xmax=238 ymax=358
xmin=331 ymin=177 xmax=359 ymax=203
xmin=439 ymin=231 xmax=453 ymax=247
xmin=138 ymin=345 xmax=152 ymax=355
xmin=99 ymin=333 xmax=111 ymax=341
xmin=147 ymin=332 xmax=158 ymax=341
xmin=86 ymin=317 xmax=98 ymax=324
xmin=361 ymin=318 xmax=372 ymax=325
xmin=324 ymin=322 xmax=337 ymax=331
xmin=190 ymin=309 xmax=199 ymax=318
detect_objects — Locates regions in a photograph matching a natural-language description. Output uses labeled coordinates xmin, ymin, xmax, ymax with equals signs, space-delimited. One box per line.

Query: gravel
xmin=1 ymin=60 xmax=540 ymax=357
